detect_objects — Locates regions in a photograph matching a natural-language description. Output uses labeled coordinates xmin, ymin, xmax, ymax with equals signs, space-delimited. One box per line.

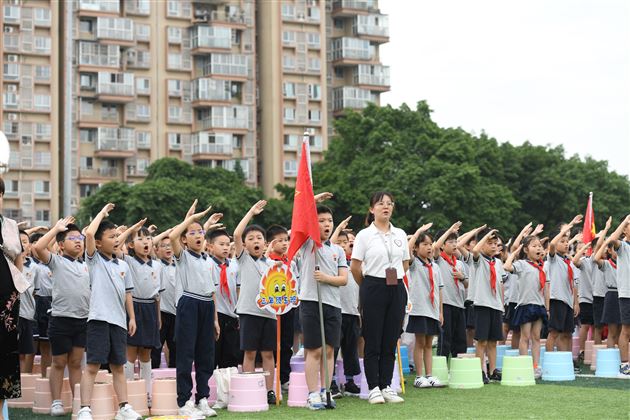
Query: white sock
xmin=140 ymin=361 xmax=152 ymax=396
xmin=124 ymin=361 xmax=135 ymax=381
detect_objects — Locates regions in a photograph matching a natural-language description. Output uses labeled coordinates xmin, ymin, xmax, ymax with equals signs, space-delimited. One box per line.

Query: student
xmin=31 ymin=232 xmax=53 ymax=378
xmin=151 ymin=230 xmax=178 ymax=369
xmin=433 ymin=222 xmax=467 ymax=359
xmin=117 ymin=222 xmax=162 ymax=406
xmin=296 ymin=205 xmax=347 ymax=409
xmin=470 ymin=228 xmax=505 ymax=384
xmin=233 ymin=200 xmax=277 ymax=404
xmin=594 ymin=243 xmax=620 ymax=348
xmin=18 ymin=231 xmax=37 ymax=374
xmin=168 ymin=201 xmax=220 ymax=417
xmin=407 ymin=226 xmax=445 ymax=388
xmin=504 ymin=235 xmax=549 ymax=379
xmin=545 ymin=216 xmax=582 ymax=355
xmin=207 ymin=228 xmax=240 ymax=369
xmin=331 ymin=219 xmax=361 ymax=397
xmin=606 ymin=214 xmax=630 ymax=375
xmin=77 ymin=203 xmax=141 ymax=420
xmin=32 ymin=218 xmax=90 ymax=417
xmin=350 ymin=191 xmax=408 ymax=405
xmin=264 ymin=224 xmax=297 ymax=391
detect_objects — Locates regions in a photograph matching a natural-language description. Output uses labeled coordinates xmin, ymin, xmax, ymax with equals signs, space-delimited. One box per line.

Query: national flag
xmin=582 ymin=192 xmax=596 ymax=256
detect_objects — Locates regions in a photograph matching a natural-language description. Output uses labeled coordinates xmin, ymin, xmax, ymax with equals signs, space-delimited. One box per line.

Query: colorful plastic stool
xmin=571 ymin=336 xmax=580 ymax=360
xmin=227 ymin=374 xmax=268 ymax=412
xmin=504 ymin=349 xmax=520 ymax=357
xmin=126 ymin=379 xmax=148 ymax=416
xmin=466 ymin=347 xmax=476 ymax=354
xmin=448 ymin=357 xmax=483 ymax=389
xmin=496 ymin=345 xmax=510 ymax=370
xmin=432 ymin=356 xmax=449 ymax=385
xmin=287 ymin=372 xmax=310 ymax=407
xmin=150 ymin=379 xmax=178 ymax=415
xmin=595 ymin=348 xmax=621 ymax=378
xmin=584 ymin=340 xmax=595 ymax=365
xmin=399 ymin=345 xmax=411 ymax=374
xmin=290 ymin=357 xmax=305 ymax=373
xmin=501 ymin=356 xmax=535 ymax=386
xmin=590 ymin=345 xmax=608 ymax=371
xmin=7 ymin=373 xmax=37 ymax=408
xmin=151 ymin=368 xmax=177 ymax=380
xmin=71 ymin=383 xmax=117 ymax=420
xmin=542 ymin=351 xmax=575 ymax=381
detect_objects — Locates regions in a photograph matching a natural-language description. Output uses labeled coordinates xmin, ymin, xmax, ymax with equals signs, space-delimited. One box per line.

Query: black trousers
xmin=175 ymin=296 xmax=215 ymax=407
xmin=334 ymin=314 xmax=361 ymax=379
xmin=151 ymin=311 xmax=176 ymax=368
xmin=215 ymin=312 xmax=240 ymax=369
xmin=277 ymin=308 xmax=296 ymax=384
xmin=360 ymin=276 xmax=406 ymax=390
xmin=438 ymin=304 xmax=467 ymax=358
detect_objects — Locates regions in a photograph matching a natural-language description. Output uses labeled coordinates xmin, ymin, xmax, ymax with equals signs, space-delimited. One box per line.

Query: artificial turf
xmin=8 ymin=374 xmax=629 ymax=420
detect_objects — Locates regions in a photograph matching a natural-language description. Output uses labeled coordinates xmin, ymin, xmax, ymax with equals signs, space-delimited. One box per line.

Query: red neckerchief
xmin=269 ymin=253 xmax=289 ymax=264
xmin=608 ymin=258 xmax=617 ymax=270
xmin=441 ymin=251 xmax=458 ymax=286
xmin=219 ymin=261 xmax=231 ymax=304
xmin=488 ymin=257 xmax=497 ymax=295
xmin=527 ymin=260 xmax=546 ymax=291
xmin=560 ymin=255 xmax=574 ymax=292
xmin=419 ymin=258 xmax=435 ymax=306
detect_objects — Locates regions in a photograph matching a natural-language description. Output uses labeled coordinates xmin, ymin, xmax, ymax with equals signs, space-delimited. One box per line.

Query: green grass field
xmin=8 ymin=374 xmax=629 ymax=420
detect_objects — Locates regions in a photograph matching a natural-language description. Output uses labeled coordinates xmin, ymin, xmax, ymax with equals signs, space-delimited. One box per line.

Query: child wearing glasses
xmin=32 ymin=216 xmax=90 ymax=416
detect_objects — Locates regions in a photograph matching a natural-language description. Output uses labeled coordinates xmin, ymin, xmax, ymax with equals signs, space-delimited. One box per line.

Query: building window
xmin=168 ymin=133 xmax=182 ymax=150
xmin=281 ymin=4 xmax=295 ymax=18
xmin=309 ymin=109 xmax=321 ymax=122
xmin=34 ymin=180 xmax=50 ymax=194
xmin=80 ymin=156 xmax=93 ymax=169
xmin=283 ymin=107 xmax=295 ymax=122
xmin=308 ymin=84 xmax=321 ymax=100
xmin=80 ymin=128 xmax=95 ymax=143
xmin=283 ymin=82 xmax=295 ymax=98
xmin=80 ymin=184 xmax=98 ymax=198
xmin=36 ymin=210 xmax=51 ymax=222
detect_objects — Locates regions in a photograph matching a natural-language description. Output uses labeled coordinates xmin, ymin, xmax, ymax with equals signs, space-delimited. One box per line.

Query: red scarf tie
xmin=608 ymin=258 xmax=617 ymax=270
xmin=219 ymin=262 xmax=231 ymax=304
xmin=269 ymin=253 xmax=289 ymax=264
xmin=560 ymin=256 xmax=574 ymax=293
xmin=527 ymin=260 xmax=546 ymax=291
xmin=441 ymin=251 xmax=458 ymax=287
xmin=488 ymin=258 xmax=497 ymax=295
xmin=421 ymin=260 xmax=435 ymax=306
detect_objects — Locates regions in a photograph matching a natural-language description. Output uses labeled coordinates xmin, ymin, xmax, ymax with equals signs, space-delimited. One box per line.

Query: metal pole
xmin=63 ymin=1 xmax=73 ymax=216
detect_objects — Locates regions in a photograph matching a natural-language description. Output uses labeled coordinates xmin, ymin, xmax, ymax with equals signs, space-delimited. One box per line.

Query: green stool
xmin=501 ymin=356 xmax=535 ymax=386
xmin=448 ymin=357 xmax=483 ymax=389
xmin=432 ymin=356 xmax=449 ymax=385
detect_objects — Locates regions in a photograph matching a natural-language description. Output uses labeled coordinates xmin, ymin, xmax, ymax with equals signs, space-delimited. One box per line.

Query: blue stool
xmin=595 ymin=348 xmax=621 ymax=378
xmin=542 ymin=351 xmax=575 ymax=381
xmin=496 ymin=345 xmax=510 ymax=370
xmin=399 ymin=345 xmax=410 ymax=374
xmin=539 ymin=347 xmax=546 ymax=368
xmin=504 ymin=349 xmax=520 ymax=357
xmin=466 ymin=347 xmax=476 ymax=354
xmin=2 ymin=401 xmax=8 ymax=420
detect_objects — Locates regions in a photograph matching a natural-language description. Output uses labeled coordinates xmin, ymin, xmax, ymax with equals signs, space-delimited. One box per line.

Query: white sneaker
xmin=281 ymin=381 xmax=290 ymax=392
xmin=197 ymin=397 xmax=217 ymax=417
xmin=77 ymin=406 xmax=93 ymax=420
xmin=367 ymin=387 xmax=385 ymax=404
xmin=147 ymin=393 xmax=152 ymax=408
xmin=50 ymin=400 xmax=65 ymax=416
xmin=381 ymin=386 xmax=404 ymax=403
xmin=114 ymin=403 xmax=142 ymax=420
xmin=413 ymin=376 xmax=431 ymax=388
xmin=178 ymin=400 xmax=205 ymax=418
xmin=534 ymin=367 xmax=543 ymax=379
xmin=427 ymin=376 xmax=444 ymax=388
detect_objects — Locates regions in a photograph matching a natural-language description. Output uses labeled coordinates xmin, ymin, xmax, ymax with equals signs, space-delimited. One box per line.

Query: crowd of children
xmin=11 ymin=193 xmax=630 ymax=418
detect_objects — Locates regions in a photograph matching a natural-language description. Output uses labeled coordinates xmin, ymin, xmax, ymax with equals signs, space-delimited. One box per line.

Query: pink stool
xmin=7 ymin=373 xmax=37 ymax=408
xmin=290 ymin=358 xmax=305 ymax=373
xmin=188 ymin=371 xmax=217 ymax=404
xmin=571 ymin=336 xmax=580 ymax=360
xmin=32 ymin=378 xmax=52 ymax=414
xmin=151 ymin=368 xmax=176 ymax=380
xmin=584 ymin=340 xmax=595 ymax=365
xmin=71 ymin=383 xmax=117 ymax=420
xmin=150 ymin=379 xmax=178 ymax=416
xmin=228 ymin=374 xmax=268 ymax=412
xmin=336 ymin=359 xmax=346 ymax=385
xmin=287 ymin=372 xmax=309 ymax=407
xmin=126 ymin=379 xmax=149 ymax=416
xmin=95 ymin=370 xmax=111 ymax=383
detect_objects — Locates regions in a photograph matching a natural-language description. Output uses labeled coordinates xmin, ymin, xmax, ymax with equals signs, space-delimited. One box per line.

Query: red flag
xmin=287 ymin=134 xmax=321 ymax=262
xmin=582 ymin=192 xmax=596 ymax=256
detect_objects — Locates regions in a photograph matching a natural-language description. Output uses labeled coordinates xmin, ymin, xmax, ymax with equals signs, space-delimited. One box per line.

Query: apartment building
xmin=0 ymin=0 xmax=387 ymax=223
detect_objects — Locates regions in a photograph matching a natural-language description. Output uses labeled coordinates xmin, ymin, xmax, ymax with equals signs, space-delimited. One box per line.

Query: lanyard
xmin=378 ymin=229 xmax=394 ymax=268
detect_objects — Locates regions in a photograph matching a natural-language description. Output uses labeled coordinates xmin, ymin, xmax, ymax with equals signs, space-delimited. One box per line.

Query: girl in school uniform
xmin=406 ymin=226 xmax=445 ymax=388
xmin=504 ymin=236 xmax=549 ymax=378
xmin=594 ymin=243 xmax=620 ymax=348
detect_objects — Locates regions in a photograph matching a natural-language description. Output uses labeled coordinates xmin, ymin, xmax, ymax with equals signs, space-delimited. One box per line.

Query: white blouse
xmin=351 ymin=222 xmax=410 ymax=278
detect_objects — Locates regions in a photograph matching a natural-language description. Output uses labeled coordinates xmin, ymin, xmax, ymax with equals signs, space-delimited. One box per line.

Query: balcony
xmin=353 ymin=64 xmax=390 ymax=91
xmin=78 ymin=0 xmax=120 ymax=15
xmin=332 ymin=0 xmax=379 ymax=16
xmin=33 ymin=152 xmax=52 ymax=170
xmin=3 ymin=5 xmax=21 ymax=24
xmin=197 ymin=54 xmax=248 ymax=79
xmin=167 ymin=106 xmax=193 ymax=125
xmin=353 ymin=14 xmax=389 ymax=43
xmin=79 ymin=104 xmax=120 ymax=127
xmin=96 ymin=73 xmax=135 ymax=102
xmin=79 ymin=167 xmax=120 ymax=179
xmin=125 ymin=0 xmax=151 ymax=16
xmin=191 ymin=134 xmax=233 ymax=161
xmin=192 ymin=78 xmax=232 ymax=106
xmin=332 ymin=86 xmax=375 ymax=113
xmin=193 ymin=7 xmax=247 ymax=28
xmin=331 ymin=37 xmax=375 ymax=65
xmin=190 ymin=25 xmax=232 ymax=53
xmin=96 ymin=17 xmax=135 ymax=45
xmin=94 ymin=127 xmax=136 ymax=158
xmin=196 ymin=106 xmax=249 ymax=131
xmin=125 ymin=104 xmax=151 ymax=123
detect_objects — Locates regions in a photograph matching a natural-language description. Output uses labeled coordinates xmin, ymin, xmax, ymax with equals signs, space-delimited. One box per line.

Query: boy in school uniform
xmin=297 ymin=205 xmax=348 ymax=410
xmin=18 ymin=230 xmax=37 ymax=374
xmin=207 ymin=228 xmax=241 ymax=370
xmin=33 ymin=217 xmax=91 ymax=416
xmin=605 ymin=214 xmax=630 ymax=375
xmin=233 ymin=200 xmax=278 ymax=404
xmin=545 ymin=216 xmax=582 ymax=354
xmin=31 ymin=232 xmax=53 ymax=378
xmin=168 ymin=201 xmax=220 ymax=417
xmin=78 ymin=203 xmax=142 ymax=420
xmin=151 ymin=230 xmax=179 ymax=369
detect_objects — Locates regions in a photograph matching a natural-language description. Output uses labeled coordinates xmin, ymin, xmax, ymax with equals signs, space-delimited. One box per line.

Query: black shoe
xmin=330 ymin=381 xmax=342 ymax=398
xmin=577 ymin=351 xmax=585 ymax=364
xmin=482 ymin=371 xmax=490 ymax=385
xmin=267 ymin=390 xmax=276 ymax=405
xmin=489 ymin=369 xmax=502 ymax=381
xmin=343 ymin=380 xmax=360 ymax=396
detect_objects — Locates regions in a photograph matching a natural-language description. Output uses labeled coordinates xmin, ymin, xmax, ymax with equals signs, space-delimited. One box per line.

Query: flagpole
xmin=276 ymin=315 xmax=281 ymax=406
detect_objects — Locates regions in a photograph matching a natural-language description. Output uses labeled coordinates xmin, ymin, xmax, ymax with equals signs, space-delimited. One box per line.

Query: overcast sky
xmin=380 ymin=0 xmax=630 ymax=178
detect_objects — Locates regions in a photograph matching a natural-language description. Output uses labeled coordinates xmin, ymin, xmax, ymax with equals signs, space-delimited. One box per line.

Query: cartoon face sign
xmin=256 ymin=264 xmax=299 ymax=315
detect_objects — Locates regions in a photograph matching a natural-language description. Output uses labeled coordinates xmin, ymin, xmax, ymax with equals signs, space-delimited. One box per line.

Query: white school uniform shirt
xmin=209 ymin=255 xmax=240 ymax=318
xmin=504 ymin=272 xmax=519 ymax=304
xmin=461 ymin=253 xmax=473 ymax=302
xmin=174 ymin=250 xmax=216 ymax=301
xmin=351 ymin=223 xmax=410 ymax=279
xmin=86 ymin=251 xmax=133 ymax=330
xmin=235 ymin=251 xmax=276 ymax=319
xmin=123 ymin=255 xmax=162 ymax=301
xmin=471 ymin=254 xmax=505 ymax=312
xmin=577 ymin=257 xmax=594 ymax=304
xmin=511 ymin=260 xmax=548 ymax=307
xmin=408 ymin=257 xmax=443 ymax=321
xmin=19 ymin=258 xmax=37 ymax=321
xmin=599 ymin=259 xmax=617 ymax=291
xmin=435 ymin=255 xmax=466 ymax=308
xmin=340 ymin=258 xmax=360 ymax=316
xmin=545 ymin=253 xmax=579 ymax=309
xmin=590 ymin=258 xmax=607 ymax=298
xmin=46 ymin=253 xmax=91 ymax=319
xmin=159 ymin=259 xmax=180 ymax=315
xmin=297 ymin=239 xmax=347 ymax=308
xmin=616 ymin=241 xmax=630 ymax=298
xmin=33 ymin=258 xmax=53 ymax=297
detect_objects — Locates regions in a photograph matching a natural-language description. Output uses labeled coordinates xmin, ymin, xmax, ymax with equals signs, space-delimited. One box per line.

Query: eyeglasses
xmin=159 ymin=243 xmax=172 ymax=249
xmin=67 ymin=235 xmax=85 ymax=241
xmin=187 ymin=229 xmax=206 ymax=236
xmin=375 ymin=201 xmax=395 ymax=208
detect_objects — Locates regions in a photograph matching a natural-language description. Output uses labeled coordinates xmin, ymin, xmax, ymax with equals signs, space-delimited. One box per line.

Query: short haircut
xmin=126 ymin=226 xmax=151 ymax=244
xmin=477 ymin=227 xmax=497 ymax=241
xmin=266 ymin=224 xmax=288 ymax=242
xmin=0 ymin=176 xmax=4 ymax=195
xmin=242 ymin=224 xmax=266 ymax=241
xmin=337 ymin=231 xmax=349 ymax=240
xmin=19 ymin=230 xmax=29 ymax=240
xmin=56 ymin=223 xmax=82 ymax=243
xmin=206 ymin=229 xmax=230 ymax=243
xmin=317 ymin=205 xmax=333 ymax=216
xmin=414 ymin=232 xmax=433 ymax=246
xmin=180 ymin=221 xmax=203 ymax=238
xmin=435 ymin=229 xmax=457 ymax=243
xmin=30 ymin=232 xmax=44 ymax=244
xmin=95 ymin=220 xmax=117 ymax=241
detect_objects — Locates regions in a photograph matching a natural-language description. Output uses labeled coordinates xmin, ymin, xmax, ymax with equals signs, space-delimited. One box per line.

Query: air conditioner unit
xmin=4 ymin=27 xmax=15 ymax=33
xmin=7 ymin=54 xmax=18 ymax=62
xmin=7 ymin=84 xmax=17 ymax=92
xmin=7 ymin=113 xmax=18 ymax=121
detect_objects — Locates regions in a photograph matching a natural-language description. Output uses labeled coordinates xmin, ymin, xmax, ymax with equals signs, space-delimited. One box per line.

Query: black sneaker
xmin=330 ymin=381 xmax=342 ymax=398
xmin=577 ymin=351 xmax=585 ymax=364
xmin=343 ymin=380 xmax=360 ymax=396
xmin=489 ymin=369 xmax=502 ymax=381
xmin=267 ymin=390 xmax=276 ymax=405
xmin=482 ymin=371 xmax=490 ymax=385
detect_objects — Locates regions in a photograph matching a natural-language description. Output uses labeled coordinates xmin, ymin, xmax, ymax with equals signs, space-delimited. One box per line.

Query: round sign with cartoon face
xmin=256 ymin=264 xmax=299 ymax=315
